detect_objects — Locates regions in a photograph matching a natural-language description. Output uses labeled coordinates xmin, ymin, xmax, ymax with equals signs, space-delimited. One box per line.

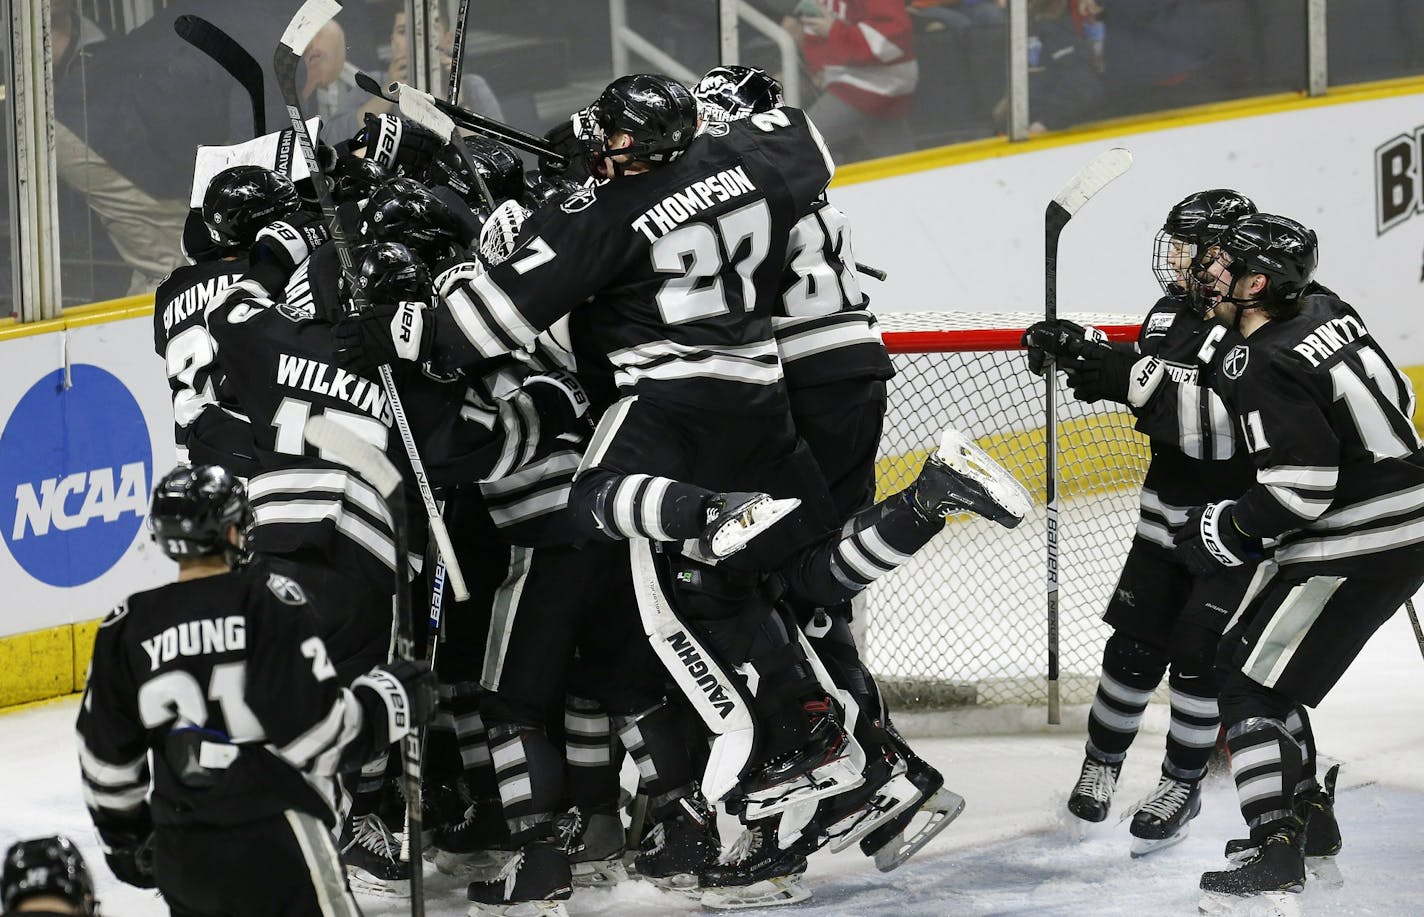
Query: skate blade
xmin=743 ymin=757 xmax=865 ymax=822
xmin=640 ymin=872 xmax=703 ymax=900
xmin=700 ymin=875 xmax=813 ymax=910
xmin=872 ymin=788 xmax=966 ymax=872
xmin=827 ymin=773 xmax=923 ymax=854
xmin=936 ymin=428 xmax=1031 ymax=526
xmin=467 ymin=902 xmax=569 ymax=917
xmin=436 ymin=848 xmax=513 ymax=879
xmin=1306 ymin=856 xmax=1343 ymax=889
xmin=712 ymin=496 xmax=801 ymax=557
xmin=571 ymin=857 xmax=628 ymax=887
xmin=1130 ymin=824 xmax=1189 ymax=858
xmin=1197 ymin=890 xmax=1302 ymax=917
xmin=346 ymin=869 xmax=411 ymax=898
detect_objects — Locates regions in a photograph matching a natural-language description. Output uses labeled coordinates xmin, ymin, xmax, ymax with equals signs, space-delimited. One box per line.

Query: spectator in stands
xmin=299 ymin=19 xmax=369 ymax=141
xmin=992 ymin=0 xmax=1102 ymax=135
xmin=782 ymin=0 xmax=919 ymax=163
xmin=909 ymin=0 xmax=1006 ymax=34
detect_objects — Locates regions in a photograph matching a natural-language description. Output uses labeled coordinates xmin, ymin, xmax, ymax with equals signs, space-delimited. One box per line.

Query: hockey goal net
xmin=865 ymin=311 xmax=1149 ymax=710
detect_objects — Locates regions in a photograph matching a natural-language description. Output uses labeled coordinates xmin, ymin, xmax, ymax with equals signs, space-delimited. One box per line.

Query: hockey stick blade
xmin=392 ymin=81 xmax=497 ymax=209
xmin=175 ymin=15 xmax=266 ymax=137
xmin=303 ymin=416 xmax=403 ymax=497
xmin=1049 ymin=147 xmax=1133 ymax=220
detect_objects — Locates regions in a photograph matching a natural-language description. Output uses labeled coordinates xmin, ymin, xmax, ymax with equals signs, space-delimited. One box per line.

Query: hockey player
xmin=1175 ymin=213 xmax=1424 ymax=905
xmin=75 ymin=464 xmax=437 ymax=916
xmin=1 ymin=836 xmax=97 ymax=916
xmin=1024 ymin=189 xmax=1260 ymax=855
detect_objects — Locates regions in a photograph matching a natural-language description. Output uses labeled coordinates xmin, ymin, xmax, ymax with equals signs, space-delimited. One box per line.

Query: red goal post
xmin=864 ymin=311 xmax=1150 ymax=711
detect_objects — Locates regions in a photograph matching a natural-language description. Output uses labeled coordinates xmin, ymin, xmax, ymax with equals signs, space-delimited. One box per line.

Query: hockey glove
xmin=540 ymin=109 xmax=598 ymax=183
xmin=519 ymin=369 xmax=592 ymax=439
xmin=355 ymin=113 xmax=444 ymax=177
xmin=247 ymin=211 xmax=329 ymax=294
xmin=352 ymin=659 xmax=438 ymax=746
xmin=1174 ymin=500 xmax=1263 ymax=576
xmin=332 ymin=301 xmax=434 ymax=374
xmin=100 ymin=828 xmax=156 ymax=889
xmin=1063 ymin=344 xmax=1164 ymax=407
xmin=1021 ymin=319 xmax=1108 ymax=376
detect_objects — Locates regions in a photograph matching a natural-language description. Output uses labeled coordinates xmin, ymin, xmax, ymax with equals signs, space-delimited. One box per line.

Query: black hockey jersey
xmin=76 ymin=567 xmax=386 ymax=833
xmin=1125 ymin=297 xmax=1257 ymax=547
xmin=429 ymin=107 xmax=835 ymax=415
xmin=153 ymin=260 xmax=257 ymax=475
xmin=1213 ymin=288 xmax=1424 ymax=574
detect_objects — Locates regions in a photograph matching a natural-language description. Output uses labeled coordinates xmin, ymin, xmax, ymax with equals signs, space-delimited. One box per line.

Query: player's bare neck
xmin=1239 ymin=309 xmax=1271 ymax=338
xmin=178 ymin=557 xmax=232 ymax=581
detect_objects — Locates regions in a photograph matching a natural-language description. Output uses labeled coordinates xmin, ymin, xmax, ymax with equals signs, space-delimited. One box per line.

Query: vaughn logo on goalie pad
xmin=667 ymin=629 xmax=737 ymax=717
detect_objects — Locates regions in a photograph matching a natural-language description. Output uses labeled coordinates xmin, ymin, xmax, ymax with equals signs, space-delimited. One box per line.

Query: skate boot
xmin=467 ymin=839 xmax=572 ymax=916
xmin=784 ymin=752 xmax=921 ymax=856
xmin=1298 ymin=764 xmax=1342 ymax=857
xmin=699 ymin=819 xmax=811 ymax=910
xmin=338 ymin=812 xmax=411 ymax=896
xmin=1200 ymin=818 xmax=1305 ymax=912
xmin=860 ymin=756 xmax=966 ymax=872
xmin=423 ymin=779 xmax=470 ymax=849
xmin=1067 ymin=754 xmax=1122 ymax=824
xmin=1129 ymin=776 xmax=1202 ymax=857
xmin=560 ymin=807 xmax=627 ymax=887
xmin=434 ymin=797 xmax=513 ymax=878
xmin=633 ymin=793 xmax=719 ymax=894
xmin=739 ymin=696 xmax=862 ymax=821
xmin=910 ymin=428 xmax=1032 ymax=529
xmin=698 ymin=492 xmax=801 ymax=560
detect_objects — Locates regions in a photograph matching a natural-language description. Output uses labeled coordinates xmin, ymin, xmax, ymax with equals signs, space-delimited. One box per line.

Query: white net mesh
xmin=865 ymin=311 xmax=1150 ymax=709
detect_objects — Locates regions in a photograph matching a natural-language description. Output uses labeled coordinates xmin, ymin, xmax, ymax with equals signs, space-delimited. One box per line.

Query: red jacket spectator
xmin=799 ymin=0 xmax=918 ymax=119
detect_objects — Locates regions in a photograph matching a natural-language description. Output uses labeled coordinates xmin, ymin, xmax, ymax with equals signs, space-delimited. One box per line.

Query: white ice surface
xmin=5 ymin=601 xmax=1422 ymax=916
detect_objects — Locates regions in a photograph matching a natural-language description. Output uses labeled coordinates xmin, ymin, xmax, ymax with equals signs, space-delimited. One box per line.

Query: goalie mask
xmin=693 ymin=65 xmax=784 ymax=123
xmin=361 ymin=177 xmax=469 ymax=265
xmin=425 ymin=137 xmax=525 ymax=209
xmin=148 ymin=464 xmax=252 ymax=566
xmin=1152 ymin=188 xmax=1256 ymax=310
xmin=202 ymin=165 xmax=303 ymax=248
xmin=589 ymin=74 xmax=699 ymax=175
xmin=2 ymin=836 xmax=97 ymax=917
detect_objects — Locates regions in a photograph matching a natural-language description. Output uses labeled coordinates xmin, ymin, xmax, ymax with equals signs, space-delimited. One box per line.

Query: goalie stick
xmin=1043 ymin=147 xmax=1132 ymax=724
xmin=304 ymin=415 xmax=425 ymax=917
xmin=274 ymin=0 xmax=470 ymax=612
xmin=175 ymin=14 xmax=266 ymax=137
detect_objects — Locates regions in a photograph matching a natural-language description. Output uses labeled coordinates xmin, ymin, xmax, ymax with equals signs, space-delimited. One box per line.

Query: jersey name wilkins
xmin=141 ymin=616 xmax=246 ymax=671
xmin=1293 ymin=314 xmax=1369 ymax=367
xmin=630 ymin=165 xmax=758 ymax=242
xmin=163 ymin=274 xmax=238 ymax=333
xmin=275 ymin=353 xmax=392 ymax=424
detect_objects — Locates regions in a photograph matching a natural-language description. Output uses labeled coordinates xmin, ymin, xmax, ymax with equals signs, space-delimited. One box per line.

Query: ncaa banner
xmin=0 ymin=316 xmax=176 ymax=639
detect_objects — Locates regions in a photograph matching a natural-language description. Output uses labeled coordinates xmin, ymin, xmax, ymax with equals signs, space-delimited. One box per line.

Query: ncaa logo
xmin=0 ymin=365 xmax=152 ymax=587
xmin=1222 ymin=345 xmax=1250 ymax=381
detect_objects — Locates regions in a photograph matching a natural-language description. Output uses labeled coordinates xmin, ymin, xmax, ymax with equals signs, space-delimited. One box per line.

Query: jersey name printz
xmin=163 ymin=274 xmax=238 ymax=332
xmin=630 ymin=165 xmax=758 ymax=242
xmin=275 ymin=353 xmax=392 ymax=424
xmin=141 ymin=616 xmax=246 ymax=671
xmin=1293 ymin=314 xmax=1369 ymax=367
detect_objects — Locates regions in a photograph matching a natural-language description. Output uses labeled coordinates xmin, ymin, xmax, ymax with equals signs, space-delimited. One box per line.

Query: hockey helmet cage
xmin=2 ymin=836 xmax=97 ymax=916
xmin=1153 ymin=189 xmax=1257 ymax=299
xmin=148 ymin=464 xmax=252 ymax=564
xmin=360 ymin=177 xmax=469 ymax=265
xmin=693 ymin=65 xmax=784 ymax=122
xmin=349 ymin=242 xmax=434 ymax=304
xmin=591 ymin=74 xmax=699 ymax=166
xmin=1215 ymin=213 xmax=1318 ymax=306
xmin=425 ymin=136 xmax=525 ymax=209
xmin=202 ymin=165 xmax=302 ymax=248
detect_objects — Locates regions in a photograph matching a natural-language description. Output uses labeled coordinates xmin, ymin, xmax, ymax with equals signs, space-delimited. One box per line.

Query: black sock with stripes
xmin=1163 ymin=665 xmax=1222 ymax=781
xmin=613 ymin=701 xmax=699 ymax=806
xmin=1085 ymin=632 xmax=1168 ymax=764
xmin=1225 ymin=716 xmax=1304 ymax=832
xmin=585 ymin=471 xmax=713 ymax=541
xmin=487 ymin=721 xmax=564 ymax=844
xmin=1284 ymin=705 xmax=1319 ymax=794
xmin=445 ymin=685 xmax=497 ymax=799
xmin=564 ymin=696 xmax=622 ymax=813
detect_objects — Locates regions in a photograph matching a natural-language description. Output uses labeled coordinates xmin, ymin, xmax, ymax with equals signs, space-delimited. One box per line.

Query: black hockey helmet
xmin=1213 ymin=213 xmax=1318 ymax=312
xmin=523 ymin=171 xmax=584 ymax=211
xmin=202 ymin=165 xmax=303 ymax=248
xmin=590 ymin=74 xmax=699 ymax=169
xmin=1153 ymin=188 xmax=1257 ymax=303
xmin=360 ymin=177 xmax=468 ymax=265
xmin=331 ymin=154 xmax=391 ymax=205
xmin=348 ymin=242 xmax=433 ymax=305
xmin=2 ymin=835 xmax=97 ymax=916
xmin=148 ymin=464 xmax=252 ymax=565
xmin=693 ymin=65 xmax=784 ymax=122
xmin=425 ymin=137 xmax=525 ymax=209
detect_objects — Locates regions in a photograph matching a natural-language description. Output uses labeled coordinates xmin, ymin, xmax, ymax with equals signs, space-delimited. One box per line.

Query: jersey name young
xmin=140 ymin=616 xmax=247 ymax=671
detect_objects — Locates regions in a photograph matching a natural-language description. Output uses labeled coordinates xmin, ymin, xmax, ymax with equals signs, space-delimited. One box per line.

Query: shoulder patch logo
xmin=100 ymin=600 xmax=130 ymax=628
xmin=1145 ymin=312 xmax=1175 ymax=335
xmin=702 ymin=121 xmax=730 ymax=137
xmin=1222 ymin=344 xmax=1250 ymax=380
xmin=560 ymin=186 xmax=598 ymax=214
xmin=266 ymin=573 xmax=308 ymax=606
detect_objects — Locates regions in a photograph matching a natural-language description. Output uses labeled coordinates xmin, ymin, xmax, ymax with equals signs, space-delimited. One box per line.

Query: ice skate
xmin=784 ymin=753 xmax=921 ymax=856
xmin=861 ymin=758 xmax=966 ymax=872
xmin=467 ymin=839 xmax=572 ymax=917
xmin=737 ymin=697 xmax=864 ymax=821
xmin=1199 ymin=819 xmax=1305 ymax=915
xmin=434 ymin=797 xmax=513 ymax=878
xmin=698 ymin=492 xmax=801 ymax=559
xmin=910 ymin=428 xmax=1032 ymax=529
xmin=422 ymin=779 xmax=470 ymax=849
xmin=1224 ymin=765 xmax=1343 ymax=887
xmin=1067 ymin=754 xmax=1122 ymax=825
xmin=699 ymin=820 xmax=811 ymax=910
xmin=338 ymin=812 xmax=411 ymax=897
xmin=632 ymin=793 xmax=719 ymax=895
xmin=565 ymin=809 xmax=627 ymax=887
xmin=1129 ymin=776 xmax=1202 ymax=857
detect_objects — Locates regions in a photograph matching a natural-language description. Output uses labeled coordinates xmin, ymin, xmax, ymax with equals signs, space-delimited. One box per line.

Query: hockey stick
xmin=855 ymin=261 xmax=888 ymax=282
xmin=353 ymin=70 xmax=567 ymax=165
xmin=389 ymin=80 xmax=497 ymax=210
xmin=304 ymin=415 xmax=425 ymax=917
xmin=1043 ymin=147 xmax=1132 ymax=724
xmin=275 ymin=0 xmax=471 ymax=610
xmin=175 ymin=15 xmax=265 ymax=137
xmin=1406 ymin=597 xmax=1424 ymax=663
xmin=446 ymin=0 xmax=471 ymax=107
